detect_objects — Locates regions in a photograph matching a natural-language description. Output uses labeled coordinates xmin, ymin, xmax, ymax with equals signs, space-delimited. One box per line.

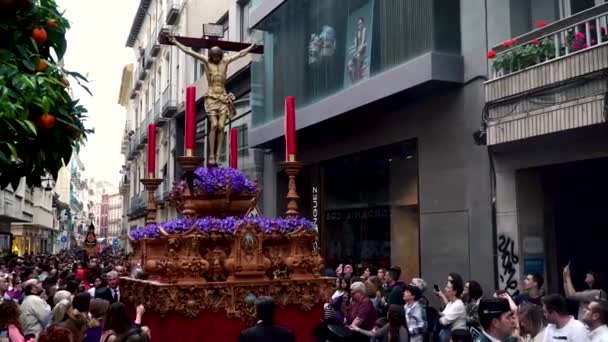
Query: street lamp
xmin=41 ymin=177 xmax=54 ymax=192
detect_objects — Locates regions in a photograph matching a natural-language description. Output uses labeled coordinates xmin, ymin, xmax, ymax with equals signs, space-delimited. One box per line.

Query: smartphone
xmin=433 ymin=284 xmax=440 ymax=292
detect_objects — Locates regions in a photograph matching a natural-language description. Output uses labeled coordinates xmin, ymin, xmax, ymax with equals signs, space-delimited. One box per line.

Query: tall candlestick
xmin=285 ymin=96 xmax=296 ymax=161
xmin=230 ymin=127 xmax=238 ymax=169
xmin=147 ymin=123 xmax=156 ymax=177
xmin=184 ymin=86 xmax=196 ymax=155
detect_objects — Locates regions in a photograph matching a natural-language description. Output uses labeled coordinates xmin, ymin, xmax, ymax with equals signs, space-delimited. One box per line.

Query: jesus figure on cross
xmin=169 ymin=35 xmax=256 ymax=165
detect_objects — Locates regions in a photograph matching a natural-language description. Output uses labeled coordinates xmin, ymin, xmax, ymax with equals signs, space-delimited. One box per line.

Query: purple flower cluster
xmin=191 ymin=167 xmax=256 ymax=195
xmin=129 ymin=223 xmax=161 ymax=240
xmin=128 ymin=216 xmax=315 ymax=241
xmin=160 ymin=218 xmax=195 ymax=234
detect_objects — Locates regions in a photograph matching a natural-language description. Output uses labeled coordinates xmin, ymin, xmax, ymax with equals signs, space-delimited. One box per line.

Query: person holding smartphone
xmin=435 ymin=274 xmax=467 ymax=342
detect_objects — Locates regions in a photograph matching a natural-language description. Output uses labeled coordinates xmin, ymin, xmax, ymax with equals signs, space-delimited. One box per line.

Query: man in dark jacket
xmin=239 ymin=296 xmax=295 ymax=342
xmin=382 ymin=266 xmax=406 ymax=315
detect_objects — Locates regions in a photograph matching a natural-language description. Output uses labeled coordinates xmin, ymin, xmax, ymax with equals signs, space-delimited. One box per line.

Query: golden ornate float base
xmin=120 ymin=277 xmax=335 ymax=323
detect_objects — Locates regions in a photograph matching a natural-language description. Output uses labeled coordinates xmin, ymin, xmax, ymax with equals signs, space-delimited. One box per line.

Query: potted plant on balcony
xmin=487 ymin=21 xmax=608 ymax=76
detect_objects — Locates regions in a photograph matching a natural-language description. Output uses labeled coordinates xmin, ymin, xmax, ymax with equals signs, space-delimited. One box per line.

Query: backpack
xmin=421 ymin=296 xmax=440 ymax=342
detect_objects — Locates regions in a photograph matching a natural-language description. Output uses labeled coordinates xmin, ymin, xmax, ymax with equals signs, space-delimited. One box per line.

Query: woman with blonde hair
xmin=518 ymin=304 xmax=545 ymax=342
xmin=86 ymin=299 xmax=109 ymax=342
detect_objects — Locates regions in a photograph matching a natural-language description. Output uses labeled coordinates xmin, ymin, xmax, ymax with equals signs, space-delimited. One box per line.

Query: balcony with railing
xmin=153 ymin=97 xmax=166 ymax=127
xmin=127 ymin=136 xmax=138 ymax=161
xmin=155 ymin=177 xmax=172 ymax=205
xmin=127 ymin=192 xmax=146 ymax=220
xmin=165 ymin=0 xmax=180 ymax=25
xmin=149 ymin=27 xmax=160 ymax=58
xmin=161 ymin=84 xmax=177 ymax=119
xmin=137 ymin=115 xmax=150 ymax=148
xmin=484 ymin=3 xmax=608 ymax=145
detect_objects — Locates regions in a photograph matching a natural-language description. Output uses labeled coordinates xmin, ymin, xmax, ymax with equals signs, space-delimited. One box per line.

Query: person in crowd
xmin=86 ymin=299 xmax=110 ymax=342
xmin=88 ymin=276 xmax=104 ymax=298
xmin=383 ymin=266 xmax=406 ymax=311
xmin=563 ymin=264 xmax=607 ymax=320
xmin=451 ymin=329 xmax=472 ymax=342
xmin=348 ymin=281 xmax=378 ymax=340
xmin=101 ymin=303 xmax=149 ymax=342
xmin=478 ymin=298 xmax=517 ymax=342
xmin=71 ymin=292 xmax=91 ymax=318
xmin=519 ymin=303 xmax=546 ymax=342
xmin=6 ymin=273 xmax=22 ymax=301
xmin=38 ymin=325 xmax=75 ymax=342
xmin=19 ymin=279 xmax=50 ymax=339
xmin=366 ymin=276 xmax=385 ymax=315
xmin=239 ymin=296 xmax=294 ymax=342
xmin=437 ymin=273 xmax=467 ymax=342
xmin=343 ymin=265 xmax=354 ymax=280
xmin=0 ymin=300 xmax=26 ymax=342
xmin=51 ymin=299 xmax=72 ymax=325
xmin=516 ymin=274 xmax=544 ymax=306
xmin=55 ymin=307 xmax=87 ymax=342
xmin=53 ymin=290 xmax=72 ymax=307
xmin=464 ymin=281 xmax=484 ymax=336
xmin=361 ymin=267 xmax=372 ymax=282
xmin=495 ymin=290 xmax=519 ymax=313
xmin=404 ymin=284 xmax=426 ymax=342
xmin=0 ymin=276 xmax=11 ymax=303
xmin=351 ymin=304 xmax=409 ymax=342
xmin=581 ymin=300 xmax=608 ymax=342
xmin=102 ymin=271 xmax=121 ymax=304
xmin=541 ymin=294 xmax=587 ymax=342
xmin=378 ymin=269 xmax=387 ymax=284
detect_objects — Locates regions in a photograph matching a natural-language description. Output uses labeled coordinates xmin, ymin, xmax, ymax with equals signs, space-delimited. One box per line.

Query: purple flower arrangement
xmin=129 ymin=216 xmax=315 ymax=241
xmin=174 ymin=167 xmax=256 ymax=196
xmin=128 ymin=223 xmax=161 ymax=241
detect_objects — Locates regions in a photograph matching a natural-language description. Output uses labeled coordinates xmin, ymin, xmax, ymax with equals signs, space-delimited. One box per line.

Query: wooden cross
xmin=158 ymin=31 xmax=264 ymax=54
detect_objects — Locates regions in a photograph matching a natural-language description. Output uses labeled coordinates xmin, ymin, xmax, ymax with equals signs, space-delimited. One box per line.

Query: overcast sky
xmin=58 ymin=0 xmax=138 ymax=186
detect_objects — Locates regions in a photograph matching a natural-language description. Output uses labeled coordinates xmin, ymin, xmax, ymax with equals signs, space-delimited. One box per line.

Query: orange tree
xmin=0 ymin=0 xmax=93 ymax=190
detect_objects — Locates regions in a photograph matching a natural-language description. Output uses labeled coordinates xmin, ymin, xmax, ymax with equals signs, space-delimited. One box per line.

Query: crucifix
xmin=159 ymin=24 xmax=264 ymax=165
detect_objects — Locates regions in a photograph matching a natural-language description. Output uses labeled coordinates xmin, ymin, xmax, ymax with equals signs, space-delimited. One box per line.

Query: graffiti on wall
xmin=497 ymin=234 xmax=520 ymax=296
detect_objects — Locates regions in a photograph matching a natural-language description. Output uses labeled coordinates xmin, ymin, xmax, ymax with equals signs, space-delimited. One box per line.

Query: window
xmin=240 ymin=0 xmax=252 ymax=42
xmin=217 ymin=13 xmax=229 ymax=40
xmin=236 ymin=124 xmax=249 ymax=156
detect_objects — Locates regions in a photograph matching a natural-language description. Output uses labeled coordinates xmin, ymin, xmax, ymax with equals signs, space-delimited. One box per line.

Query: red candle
xmin=147 ymin=123 xmax=156 ymax=177
xmin=230 ymin=127 xmax=238 ymax=169
xmin=285 ymin=96 xmax=296 ymax=161
xmin=184 ymin=86 xmax=196 ymax=155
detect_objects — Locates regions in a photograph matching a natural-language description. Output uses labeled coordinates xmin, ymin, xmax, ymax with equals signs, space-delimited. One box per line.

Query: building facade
xmin=248 ymin=0 xmax=608 ymax=293
xmin=119 ymin=0 xmax=262 ymax=238
xmin=483 ymin=0 xmax=608 ymax=294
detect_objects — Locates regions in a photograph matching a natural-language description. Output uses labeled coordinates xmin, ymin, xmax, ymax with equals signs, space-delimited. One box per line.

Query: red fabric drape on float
xmin=128 ymin=303 xmax=323 ymax=342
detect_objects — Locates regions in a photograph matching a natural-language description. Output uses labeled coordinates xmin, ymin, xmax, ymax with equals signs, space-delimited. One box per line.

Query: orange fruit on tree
xmin=38 ymin=113 xmax=56 ymax=129
xmin=36 ymin=59 xmax=47 ymax=72
xmin=46 ymin=19 xmax=58 ymax=28
xmin=32 ymin=27 xmax=47 ymax=45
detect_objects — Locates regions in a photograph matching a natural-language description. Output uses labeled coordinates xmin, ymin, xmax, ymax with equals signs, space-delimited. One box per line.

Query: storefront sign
xmin=312 ymin=186 xmax=319 ymax=230
xmin=524 ymin=258 xmax=544 ymax=275
xmin=523 ymin=236 xmax=544 ymax=254
xmin=325 ymin=207 xmax=389 ymax=221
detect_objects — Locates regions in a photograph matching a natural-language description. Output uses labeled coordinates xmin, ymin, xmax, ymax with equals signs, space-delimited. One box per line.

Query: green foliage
xmin=0 ymin=0 xmax=93 ymax=190
xmin=490 ymin=25 xmax=608 ymax=76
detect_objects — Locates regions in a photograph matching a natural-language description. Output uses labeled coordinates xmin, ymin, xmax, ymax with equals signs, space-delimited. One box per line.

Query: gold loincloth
xmin=204 ymin=92 xmax=236 ymax=117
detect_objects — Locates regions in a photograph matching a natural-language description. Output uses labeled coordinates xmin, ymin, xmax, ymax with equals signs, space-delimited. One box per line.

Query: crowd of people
xmin=0 ymin=249 xmax=150 ymax=342
xmin=313 ymin=263 xmax=608 ymax=342
xmin=2 ymin=249 xmax=607 ymax=342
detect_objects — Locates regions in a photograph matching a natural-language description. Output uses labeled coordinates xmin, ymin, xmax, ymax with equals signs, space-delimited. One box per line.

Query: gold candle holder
xmin=140 ymin=178 xmax=164 ymax=224
xmin=280 ymin=160 xmax=303 ymax=217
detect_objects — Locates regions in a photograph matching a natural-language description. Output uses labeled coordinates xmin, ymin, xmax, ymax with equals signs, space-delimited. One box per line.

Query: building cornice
xmin=118 ymin=64 xmax=134 ymax=107
xmin=125 ymin=0 xmax=152 ymax=48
